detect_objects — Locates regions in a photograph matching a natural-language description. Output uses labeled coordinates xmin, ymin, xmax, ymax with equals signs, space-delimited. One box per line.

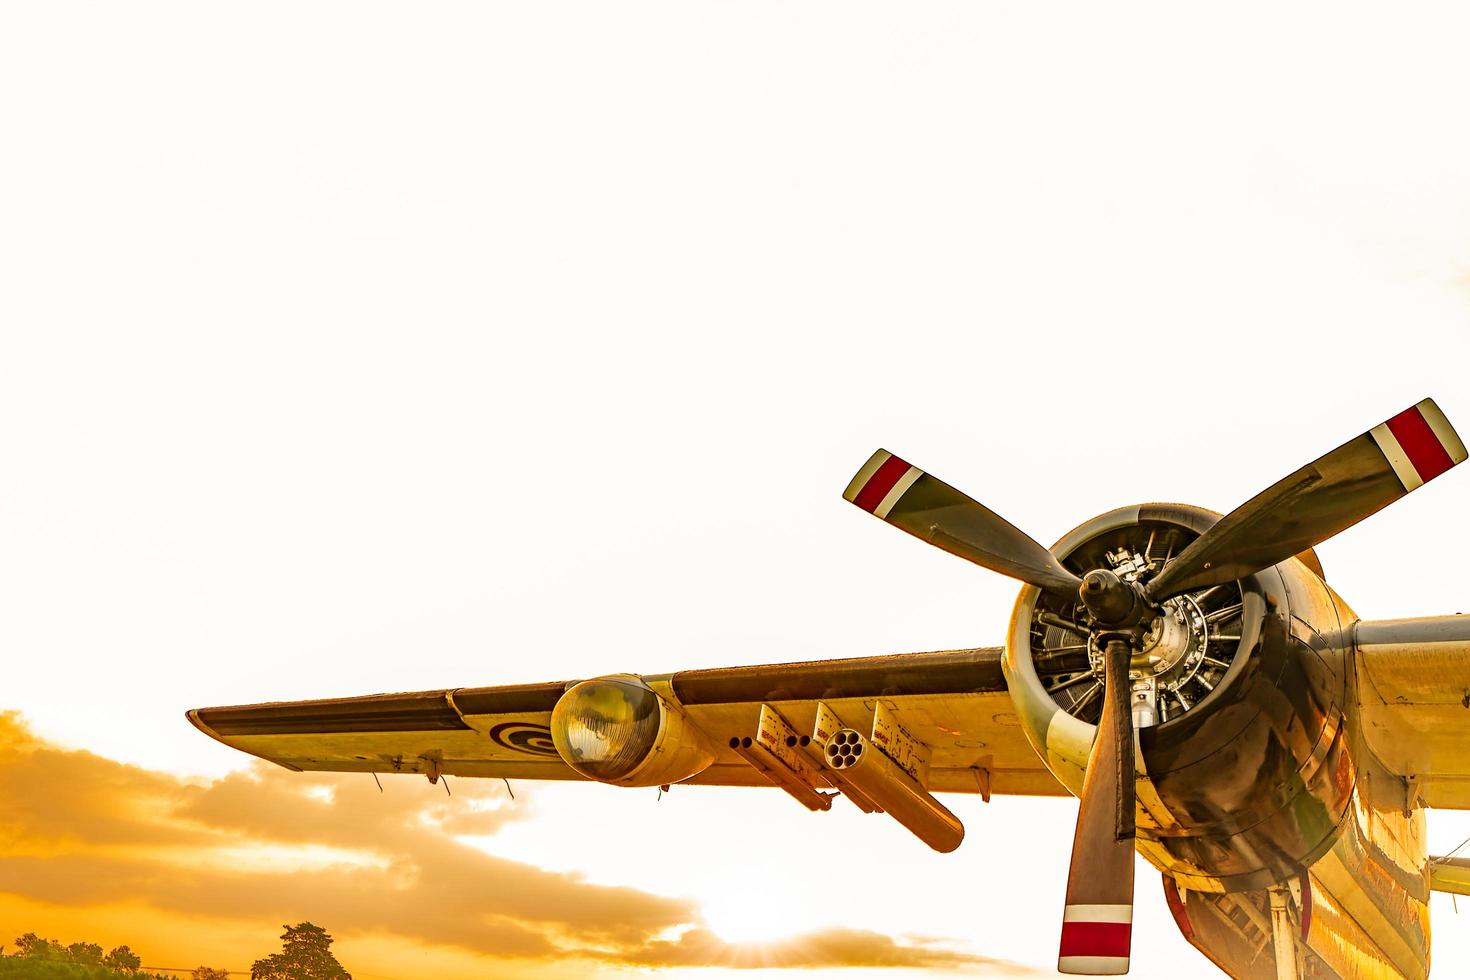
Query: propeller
xmin=1057 ymin=636 xmax=1135 ymax=975
xmin=842 ymin=450 xmax=1083 ymax=594
xmin=842 ymin=398 xmax=1465 ymax=977
xmin=1146 ymin=398 xmax=1466 ymax=601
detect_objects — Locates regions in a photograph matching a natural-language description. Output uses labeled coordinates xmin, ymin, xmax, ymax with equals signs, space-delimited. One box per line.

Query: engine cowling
xmin=1006 ymin=503 xmax=1263 ymax=794
xmin=550 ymin=675 xmax=716 ymax=787
xmin=1004 ymin=502 xmax=1352 ymax=892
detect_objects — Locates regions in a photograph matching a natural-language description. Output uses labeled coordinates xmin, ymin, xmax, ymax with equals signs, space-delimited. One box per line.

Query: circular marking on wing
xmin=488 ymin=722 xmax=559 ymax=757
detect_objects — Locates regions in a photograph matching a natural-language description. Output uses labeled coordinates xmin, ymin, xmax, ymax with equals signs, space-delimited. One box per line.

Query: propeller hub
xmin=1079 ymin=568 xmax=1150 ymax=630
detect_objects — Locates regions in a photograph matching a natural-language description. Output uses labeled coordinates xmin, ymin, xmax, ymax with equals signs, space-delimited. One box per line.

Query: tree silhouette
xmin=65 ymin=943 xmax=103 ymax=967
xmin=104 ymin=946 xmax=143 ymax=973
xmin=12 ymin=934 xmax=65 ymax=959
xmin=250 ymin=923 xmax=350 ymax=980
xmin=3 ymin=934 xmax=165 ymax=978
xmin=191 ymin=968 xmax=229 ymax=980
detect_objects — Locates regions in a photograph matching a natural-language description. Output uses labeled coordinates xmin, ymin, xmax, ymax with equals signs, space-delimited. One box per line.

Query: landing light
xmin=550 ymin=677 xmax=662 ymax=782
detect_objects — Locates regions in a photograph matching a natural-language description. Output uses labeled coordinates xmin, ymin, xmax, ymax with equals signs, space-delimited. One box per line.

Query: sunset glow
xmin=0 ymin=712 xmax=1025 ymax=977
xmin=9 ymin=3 xmax=1470 ymax=978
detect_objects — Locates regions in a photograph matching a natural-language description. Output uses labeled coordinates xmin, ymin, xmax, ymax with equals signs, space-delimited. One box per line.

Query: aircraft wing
xmin=189 ymin=646 xmax=1066 ymax=798
xmin=1356 ymin=614 xmax=1470 ymax=808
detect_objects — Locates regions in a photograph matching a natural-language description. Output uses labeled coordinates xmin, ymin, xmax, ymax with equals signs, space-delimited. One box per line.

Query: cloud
xmin=623 ymin=926 xmax=1030 ymax=971
xmin=0 ymin=712 xmax=1030 ymax=975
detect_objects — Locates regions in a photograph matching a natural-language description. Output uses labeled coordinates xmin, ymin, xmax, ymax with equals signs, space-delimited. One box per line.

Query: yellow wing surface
xmin=189 ymin=646 xmax=1065 ymax=798
xmin=1356 ymin=615 xmax=1470 ymax=809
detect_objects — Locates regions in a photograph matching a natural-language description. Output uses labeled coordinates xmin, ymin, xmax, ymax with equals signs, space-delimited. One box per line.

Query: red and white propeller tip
xmin=1059 ymin=904 xmax=1133 ymax=976
xmin=843 ymin=449 xmax=923 ymax=519
xmin=1371 ymin=398 xmax=1466 ymax=491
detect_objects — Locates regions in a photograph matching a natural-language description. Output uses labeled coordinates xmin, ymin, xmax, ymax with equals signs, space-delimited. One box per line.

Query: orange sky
xmin=10 ymin=5 xmax=1470 ymax=979
xmin=0 ymin=712 xmax=1030 ymax=978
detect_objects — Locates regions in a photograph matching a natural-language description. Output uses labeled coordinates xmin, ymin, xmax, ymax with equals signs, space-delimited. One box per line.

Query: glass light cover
xmin=550 ymin=678 xmax=662 ymax=782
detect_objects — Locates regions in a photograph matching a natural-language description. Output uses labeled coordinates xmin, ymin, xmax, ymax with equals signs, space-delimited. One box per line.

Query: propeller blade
xmin=1058 ymin=639 xmax=1135 ymax=976
xmin=1146 ymin=398 xmax=1466 ymax=602
xmin=843 ymin=449 xmax=1083 ymax=594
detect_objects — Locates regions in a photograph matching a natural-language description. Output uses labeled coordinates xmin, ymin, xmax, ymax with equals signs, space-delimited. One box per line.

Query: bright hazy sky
xmin=6 ymin=3 xmax=1470 ymax=978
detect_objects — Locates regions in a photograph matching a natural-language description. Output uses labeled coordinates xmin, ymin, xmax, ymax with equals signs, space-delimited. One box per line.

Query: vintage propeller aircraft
xmin=191 ymin=398 xmax=1470 ymax=979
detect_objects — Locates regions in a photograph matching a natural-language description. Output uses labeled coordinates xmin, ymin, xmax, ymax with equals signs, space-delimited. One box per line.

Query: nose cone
xmin=1080 ymin=568 xmax=1140 ymax=627
xmin=550 ymin=678 xmax=663 ymax=782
